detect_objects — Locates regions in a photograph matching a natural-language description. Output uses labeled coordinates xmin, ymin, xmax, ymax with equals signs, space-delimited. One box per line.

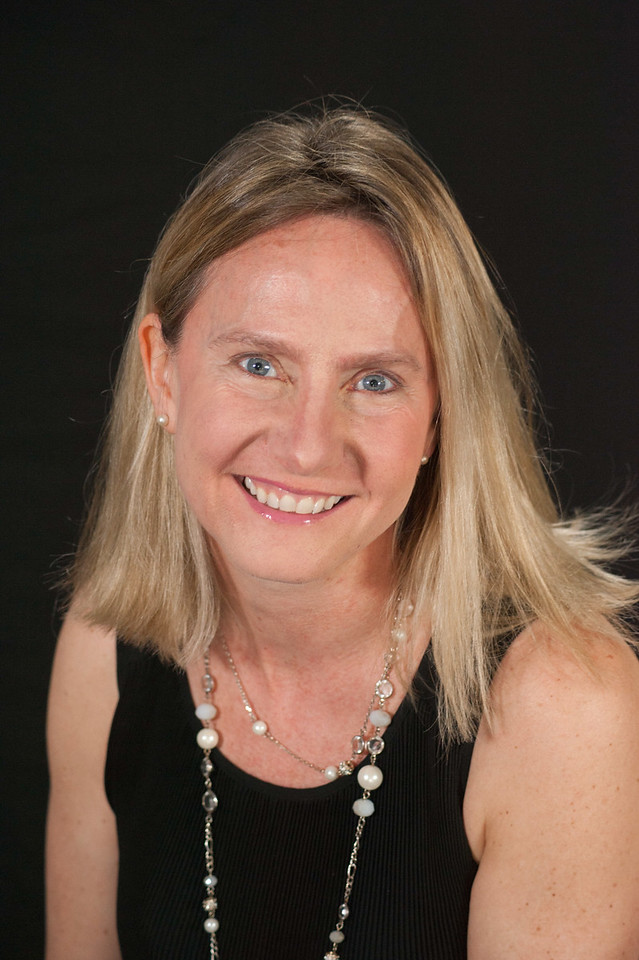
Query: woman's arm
xmin=45 ymin=608 xmax=122 ymax=960
xmin=465 ymin=627 xmax=639 ymax=959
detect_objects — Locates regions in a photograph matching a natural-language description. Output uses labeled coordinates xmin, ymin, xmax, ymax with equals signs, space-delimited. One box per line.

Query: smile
xmin=242 ymin=477 xmax=344 ymax=515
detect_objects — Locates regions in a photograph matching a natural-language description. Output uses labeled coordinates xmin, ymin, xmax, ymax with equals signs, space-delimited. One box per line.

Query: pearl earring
xmin=420 ymin=455 xmax=429 ymax=465
xmin=156 ymin=414 xmax=169 ymax=427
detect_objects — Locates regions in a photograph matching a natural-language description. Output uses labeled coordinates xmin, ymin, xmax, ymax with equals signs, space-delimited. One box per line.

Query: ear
xmin=138 ymin=313 xmax=178 ymax=433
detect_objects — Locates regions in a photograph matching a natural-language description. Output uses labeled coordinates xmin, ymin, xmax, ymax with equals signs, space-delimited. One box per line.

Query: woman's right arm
xmin=45 ymin=607 xmax=122 ymax=960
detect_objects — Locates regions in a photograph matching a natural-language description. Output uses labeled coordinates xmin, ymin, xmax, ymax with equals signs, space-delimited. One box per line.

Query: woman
xmin=46 ymin=107 xmax=639 ymax=960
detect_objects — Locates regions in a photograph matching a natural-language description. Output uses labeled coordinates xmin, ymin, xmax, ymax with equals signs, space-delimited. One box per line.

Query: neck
xmin=215 ymin=560 xmax=397 ymax=677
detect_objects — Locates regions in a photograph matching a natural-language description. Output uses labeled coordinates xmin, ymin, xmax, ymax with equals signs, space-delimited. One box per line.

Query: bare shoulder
xmin=46 ymin=606 xmax=122 ymax=960
xmin=488 ymin=623 xmax=639 ymax=736
xmin=465 ymin=625 xmax=639 ymax=959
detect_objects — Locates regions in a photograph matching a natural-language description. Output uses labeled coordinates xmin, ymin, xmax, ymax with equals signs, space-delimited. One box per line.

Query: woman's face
xmin=140 ymin=215 xmax=438 ymax=592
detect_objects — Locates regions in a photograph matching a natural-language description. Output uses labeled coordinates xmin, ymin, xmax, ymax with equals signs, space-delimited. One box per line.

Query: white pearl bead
xmin=369 ymin=708 xmax=391 ymax=728
xmin=197 ymin=728 xmax=219 ymax=749
xmin=352 ymin=797 xmax=375 ymax=817
xmin=203 ymin=916 xmax=219 ymax=933
xmin=357 ymin=764 xmax=384 ymax=790
xmin=252 ymin=720 xmax=268 ymax=736
xmin=195 ymin=703 xmax=217 ymax=720
xmin=324 ymin=765 xmax=338 ymax=780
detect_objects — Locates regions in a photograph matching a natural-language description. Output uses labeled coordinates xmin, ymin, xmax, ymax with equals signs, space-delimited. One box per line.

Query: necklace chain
xmin=221 ymin=635 xmax=396 ymax=778
xmin=194 ymin=603 xmax=412 ymax=959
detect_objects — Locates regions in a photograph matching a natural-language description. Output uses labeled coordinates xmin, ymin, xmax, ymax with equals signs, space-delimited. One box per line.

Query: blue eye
xmin=356 ymin=373 xmax=394 ymax=393
xmin=240 ymin=356 xmax=276 ymax=377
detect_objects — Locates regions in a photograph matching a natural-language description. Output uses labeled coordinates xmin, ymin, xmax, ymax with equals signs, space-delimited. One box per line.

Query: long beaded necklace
xmin=194 ymin=607 xmax=410 ymax=959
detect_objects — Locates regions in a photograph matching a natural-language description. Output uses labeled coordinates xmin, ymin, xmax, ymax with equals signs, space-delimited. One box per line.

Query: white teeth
xmin=243 ymin=478 xmax=342 ymax=515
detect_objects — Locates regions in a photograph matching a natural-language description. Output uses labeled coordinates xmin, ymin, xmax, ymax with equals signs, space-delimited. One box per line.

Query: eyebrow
xmin=208 ymin=331 xmax=424 ymax=373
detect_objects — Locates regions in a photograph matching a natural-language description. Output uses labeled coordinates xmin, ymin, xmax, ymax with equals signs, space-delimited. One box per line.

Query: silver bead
xmin=200 ymin=757 xmax=214 ymax=777
xmin=202 ymin=897 xmax=217 ymax=911
xmin=338 ymin=903 xmax=349 ymax=920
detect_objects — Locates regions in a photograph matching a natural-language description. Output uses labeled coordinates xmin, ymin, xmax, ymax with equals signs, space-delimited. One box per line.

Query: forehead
xmin=194 ymin=215 xmax=420 ymax=329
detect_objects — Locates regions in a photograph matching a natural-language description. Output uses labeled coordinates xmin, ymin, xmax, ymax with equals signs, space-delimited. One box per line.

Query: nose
xmin=269 ymin=378 xmax=347 ymax=476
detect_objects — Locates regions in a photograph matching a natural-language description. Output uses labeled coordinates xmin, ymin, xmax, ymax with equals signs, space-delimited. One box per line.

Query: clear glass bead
xmin=338 ymin=903 xmax=349 ymax=920
xmin=376 ymin=678 xmax=394 ymax=698
xmin=202 ymin=790 xmax=218 ymax=813
xmin=367 ymin=736 xmax=385 ymax=755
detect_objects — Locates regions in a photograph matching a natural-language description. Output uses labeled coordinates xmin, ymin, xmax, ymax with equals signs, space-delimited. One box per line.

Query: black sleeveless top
xmin=106 ymin=641 xmax=478 ymax=959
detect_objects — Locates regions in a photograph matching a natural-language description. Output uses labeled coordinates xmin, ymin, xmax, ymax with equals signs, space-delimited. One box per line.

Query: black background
xmin=2 ymin=2 xmax=638 ymax=955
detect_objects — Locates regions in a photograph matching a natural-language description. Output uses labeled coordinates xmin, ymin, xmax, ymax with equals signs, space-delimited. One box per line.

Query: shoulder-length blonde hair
xmin=69 ymin=105 xmax=637 ymax=740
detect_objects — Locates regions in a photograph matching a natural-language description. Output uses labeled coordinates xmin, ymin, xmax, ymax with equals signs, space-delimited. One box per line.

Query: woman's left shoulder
xmin=491 ymin=622 xmax=639 ymax=730
xmin=465 ymin=624 xmax=639 ymax=959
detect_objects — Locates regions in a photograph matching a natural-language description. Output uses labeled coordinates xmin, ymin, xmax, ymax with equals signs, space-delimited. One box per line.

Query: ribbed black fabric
xmin=106 ymin=641 xmax=478 ymax=959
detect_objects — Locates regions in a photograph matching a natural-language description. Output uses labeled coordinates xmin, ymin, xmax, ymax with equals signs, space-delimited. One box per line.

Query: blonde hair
xmin=69 ymin=105 xmax=637 ymax=740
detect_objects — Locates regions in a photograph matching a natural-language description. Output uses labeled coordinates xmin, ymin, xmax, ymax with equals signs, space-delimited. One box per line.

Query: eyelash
xmin=236 ymin=354 xmax=399 ymax=393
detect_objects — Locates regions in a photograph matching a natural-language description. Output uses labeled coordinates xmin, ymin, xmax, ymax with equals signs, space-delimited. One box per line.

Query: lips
xmin=242 ymin=476 xmax=344 ymax=515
